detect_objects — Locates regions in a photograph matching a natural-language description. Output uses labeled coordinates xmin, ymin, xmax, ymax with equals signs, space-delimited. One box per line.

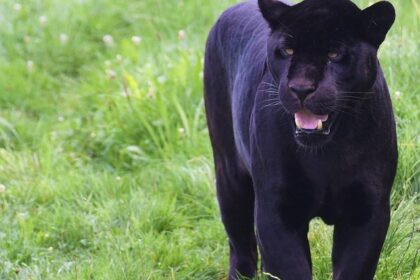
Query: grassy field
xmin=0 ymin=0 xmax=418 ymax=279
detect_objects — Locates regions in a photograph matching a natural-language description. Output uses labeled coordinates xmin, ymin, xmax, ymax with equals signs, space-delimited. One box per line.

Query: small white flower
xmin=59 ymin=33 xmax=69 ymax=44
xmin=39 ymin=15 xmax=48 ymax=27
xmin=121 ymin=88 xmax=130 ymax=98
xmin=27 ymin=60 xmax=34 ymax=72
xmin=106 ymin=69 xmax=116 ymax=80
xmin=131 ymin=36 xmax=142 ymax=45
xmin=103 ymin=35 xmax=114 ymax=46
xmin=0 ymin=184 xmax=6 ymax=193
xmin=178 ymin=127 xmax=185 ymax=134
xmin=116 ymin=54 xmax=123 ymax=64
xmin=178 ymin=30 xmax=186 ymax=41
xmin=157 ymin=75 xmax=167 ymax=84
xmin=17 ymin=212 xmax=29 ymax=220
xmin=395 ymin=91 xmax=402 ymax=100
xmin=13 ymin=3 xmax=22 ymax=12
xmin=146 ymin=90 xmax=155 ymax=99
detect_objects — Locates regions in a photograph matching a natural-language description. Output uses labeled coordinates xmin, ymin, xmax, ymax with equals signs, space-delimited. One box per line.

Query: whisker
xmin=336 ymin=95 xmax=370 ymax=99
xmin=260 ymin=87 xmax=278 ymax=92
xmin=324 ymin=106 xmax=361 ymax=119
xmin=260 ymin=85 xmax=278 ymax=90
xmin=262 ymin=98 xmax=281 ymax=103
xmin=261 ymin=81 xmax=278 ymax=87
xmin=336 ymin=96 xmax=371 ymax=101
xmin=260 ymin=102 xmax=282 ymax=110
xmin=338 ymin=91 xmax=375 ymax=94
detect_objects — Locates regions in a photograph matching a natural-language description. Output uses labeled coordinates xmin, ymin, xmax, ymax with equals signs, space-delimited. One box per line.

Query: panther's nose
xmin=289 ymin=82 xmax=316 ymax=102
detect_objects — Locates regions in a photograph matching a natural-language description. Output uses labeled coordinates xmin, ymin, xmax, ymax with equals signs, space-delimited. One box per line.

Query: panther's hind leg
xmin=205 ymin=86 xmax=258 ymax=279
xmin=215 ymin=156 xmax=257 ymax=279
xmin=204 ymin=26 xmax=257 ymax=279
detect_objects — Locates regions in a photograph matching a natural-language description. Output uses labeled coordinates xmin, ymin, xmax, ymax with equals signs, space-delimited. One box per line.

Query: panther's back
xmin=204 ymin=1 xmax=269 ymax=170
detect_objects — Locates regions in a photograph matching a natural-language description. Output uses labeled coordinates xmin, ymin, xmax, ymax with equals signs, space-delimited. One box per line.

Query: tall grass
xmin=0 ymin=0 xmax=418 ymax=279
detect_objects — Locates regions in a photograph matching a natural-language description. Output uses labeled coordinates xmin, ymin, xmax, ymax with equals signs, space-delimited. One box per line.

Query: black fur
xmin=204 ymin=0 xmax=397 ymax=279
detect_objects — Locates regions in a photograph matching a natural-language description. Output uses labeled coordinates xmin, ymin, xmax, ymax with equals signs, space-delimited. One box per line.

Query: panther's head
xmin=259 ymin=0 xmax=395 ymax=147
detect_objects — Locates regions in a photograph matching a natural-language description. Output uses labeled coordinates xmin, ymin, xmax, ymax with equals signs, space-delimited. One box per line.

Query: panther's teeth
xmin=317 ymin=120 xmax=323 ymax=130
xmin=295 ymin=118 xmax=302 ymax=129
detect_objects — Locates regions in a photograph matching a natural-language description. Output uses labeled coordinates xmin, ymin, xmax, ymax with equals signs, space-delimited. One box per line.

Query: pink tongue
xmin=295 ymin=110 xmax=328 ymax=130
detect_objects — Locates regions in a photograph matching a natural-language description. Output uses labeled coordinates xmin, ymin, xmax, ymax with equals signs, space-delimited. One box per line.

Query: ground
xmin=0 ymin=0 xmax=418 ymax=279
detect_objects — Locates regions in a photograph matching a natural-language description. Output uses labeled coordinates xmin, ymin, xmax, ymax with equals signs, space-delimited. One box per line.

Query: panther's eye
xmin=328 ymin=51 xmax=344 ymax=62
xmin=275 ymin=48 xmax=294 ymax=59
xmin=328 ymin=52 xmax=338 ymax=59
xmin=285 ymin=48 xmax=294 ymax=56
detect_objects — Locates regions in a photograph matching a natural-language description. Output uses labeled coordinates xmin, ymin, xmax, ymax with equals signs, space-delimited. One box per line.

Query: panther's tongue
xmin=295 ymin=109 xmax=328 ymax=130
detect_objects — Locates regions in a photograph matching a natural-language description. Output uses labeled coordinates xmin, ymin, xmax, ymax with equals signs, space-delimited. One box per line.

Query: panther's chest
xmin=299 ymin=148 xmax=362 ymax=187
xmin=297 ymin=147 xmax=368 ymax=223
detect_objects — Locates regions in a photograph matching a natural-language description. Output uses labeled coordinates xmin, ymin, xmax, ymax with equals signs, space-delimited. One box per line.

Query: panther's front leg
xmin=332 ymin=182 xmax=391 ymax=280
xmin=254 ymin=176 xmax=313 ymax=280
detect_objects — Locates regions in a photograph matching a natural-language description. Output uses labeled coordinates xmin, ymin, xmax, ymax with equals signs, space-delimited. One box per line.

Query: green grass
xmin=0 ymin=0 xmax=418 ymax=279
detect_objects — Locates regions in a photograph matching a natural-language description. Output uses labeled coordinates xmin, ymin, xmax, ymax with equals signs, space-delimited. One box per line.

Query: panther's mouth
xmin=293 ymin=109 xmax=335 ymax=136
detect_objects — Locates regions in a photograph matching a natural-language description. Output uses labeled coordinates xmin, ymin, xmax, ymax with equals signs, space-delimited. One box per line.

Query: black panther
xmin=204 ymin=0 xmax=397 ymax=279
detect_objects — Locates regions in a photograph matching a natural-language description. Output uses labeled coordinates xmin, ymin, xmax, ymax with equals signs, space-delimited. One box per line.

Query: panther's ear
xmin=258 ymin=0 xmax=290 ymax=29
xmin=359 ymin=1 xmax=395 ymax=48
